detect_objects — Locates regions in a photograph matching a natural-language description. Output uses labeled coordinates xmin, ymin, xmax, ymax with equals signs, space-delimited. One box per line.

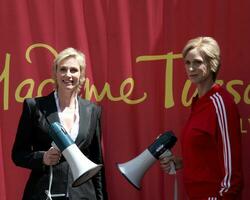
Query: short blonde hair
xmin=53 ymin=47 xmax=86 ymax=93
xmin=182 ymin=37 xmax=221 ymax=81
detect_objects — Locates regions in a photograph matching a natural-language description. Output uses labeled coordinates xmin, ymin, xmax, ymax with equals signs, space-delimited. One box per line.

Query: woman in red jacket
xmin=160 ymin=36 xmax=243 ymax=200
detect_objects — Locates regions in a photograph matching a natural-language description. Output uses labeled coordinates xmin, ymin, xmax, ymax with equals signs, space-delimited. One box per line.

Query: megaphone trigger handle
xmin=51 ymin=142 xmax=59 ymax=150
xmin=159 ymin=149 xmax=172 ymax=158
xmin=160 ymin=150 xmax=176 ymax=175
xmin=168 ymin=160 xmax=176 ymax=175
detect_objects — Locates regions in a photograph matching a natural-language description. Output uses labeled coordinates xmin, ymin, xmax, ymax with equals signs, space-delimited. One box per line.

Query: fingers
xmin=159 ymin=157 xmax=174 ymax=174
xmin=160 ymin=163 xmax=171 ymax=173
xmin=159 ymin=156 xmax=172 ymax=165
xmin=48 ymin=147 xmax=61 ymax=155
xmin=43 ymin=147 xmax=62 ymax=166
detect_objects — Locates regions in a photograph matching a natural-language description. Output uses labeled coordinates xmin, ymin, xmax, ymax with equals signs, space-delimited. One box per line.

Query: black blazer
xmin=12 ymin=92 xmax=108 ymax=200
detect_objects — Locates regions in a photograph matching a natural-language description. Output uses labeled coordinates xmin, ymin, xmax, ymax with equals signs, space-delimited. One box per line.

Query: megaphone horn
xmin=49 ymin=122 xmax=103 ymax=187
xmin=117 ymin=131 xmax=177 ymax=189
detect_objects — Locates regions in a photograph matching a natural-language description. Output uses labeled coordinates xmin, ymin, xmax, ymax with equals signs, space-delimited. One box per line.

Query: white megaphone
xmin=49 ymin=122 xmax=102 ymax=187
xmin=117 ymin=131 xmax=177 ymax=189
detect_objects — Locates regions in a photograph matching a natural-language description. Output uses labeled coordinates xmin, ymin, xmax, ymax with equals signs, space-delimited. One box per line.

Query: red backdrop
xmin=1 ymin=1 xmax=250 ymax=199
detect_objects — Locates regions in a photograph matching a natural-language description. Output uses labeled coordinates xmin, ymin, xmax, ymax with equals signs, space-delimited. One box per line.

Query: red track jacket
xmin=181 ymin=84 xmax=243 ymax=200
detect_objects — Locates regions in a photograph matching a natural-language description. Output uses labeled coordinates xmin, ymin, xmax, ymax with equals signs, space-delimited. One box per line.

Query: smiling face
xmin=55 ymin=56 xmax=81 ymax=94
xmin=184 ymin=48 xmax=213 ymax=86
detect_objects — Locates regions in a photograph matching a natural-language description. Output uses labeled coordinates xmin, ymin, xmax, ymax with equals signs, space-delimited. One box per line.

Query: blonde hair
xmin=182 ymin=37 xmax=221 ymax=81
xmin=53 ymin=47 xmax=86 ymax=93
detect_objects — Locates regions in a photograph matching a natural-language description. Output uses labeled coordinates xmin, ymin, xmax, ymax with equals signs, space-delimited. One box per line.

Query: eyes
xmin=185 ymin=59 xmax=204 ymax=68
xmin=58 ymin=66 xmax=80 ymax=74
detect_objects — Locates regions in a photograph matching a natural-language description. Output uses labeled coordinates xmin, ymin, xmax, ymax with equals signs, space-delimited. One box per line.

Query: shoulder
xmin=209 ymin=85 xmax=239 ymax=113
xmin=23 ymin=92 xmax=55 ymax=109
xmin=216 ymin=86 xmax=236 ymax=106
xmin=78 ymin=98 xmax=100 ymax=108
xmin=78 ymin=97 xmax=101 ymax=115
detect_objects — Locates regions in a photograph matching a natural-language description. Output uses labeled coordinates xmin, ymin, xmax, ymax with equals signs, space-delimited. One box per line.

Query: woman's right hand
xmin=43 ymin=147 xmax=61 ymax=166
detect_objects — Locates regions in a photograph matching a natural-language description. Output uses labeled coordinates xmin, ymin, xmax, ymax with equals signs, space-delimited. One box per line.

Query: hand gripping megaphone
xmin=117 ymin=131 xmax=177 ymax=189
xmin=49 ymin=122 xmax=103 ymax=187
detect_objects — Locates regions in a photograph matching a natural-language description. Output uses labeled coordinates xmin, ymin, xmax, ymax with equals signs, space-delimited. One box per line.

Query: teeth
xmin=63 ymin=80 xmax=73 ymax=83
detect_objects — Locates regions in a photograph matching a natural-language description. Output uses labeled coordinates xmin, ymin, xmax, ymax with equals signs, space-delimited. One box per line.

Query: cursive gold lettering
xmin=243 ymin=83 xmax=250 ymax=104
xmin=136 ymin=52 xmax=182 ymax=108
xmin=15 ymin=79 xmax=34 ymax=102
xmin=181 ymin=80 xmax=197 ymax=107
xmin=26 ymin=43 xmax=57 ymax=63
xmin=37 ymin=78 xmax=54 ymax=97
xmin=226 ymin=80 xmax=243 ymax=104
xmin=84 ymin=77 xmax=147 ymax=104
xmin=0 ymin=53 xmax=10 ymax=110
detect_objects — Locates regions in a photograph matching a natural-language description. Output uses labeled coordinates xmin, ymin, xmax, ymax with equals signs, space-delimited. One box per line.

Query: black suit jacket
xmin=12 ymin=92 xmax=108 ymax=200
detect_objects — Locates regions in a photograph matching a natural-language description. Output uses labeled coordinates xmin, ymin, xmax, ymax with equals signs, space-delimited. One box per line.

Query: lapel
xmin=74 ymin=97 xmax=92 ymax=146
xmin=37 ymin=93 xmax=93 ymax=147
xmin=37 ymin=91 xmax=60 ymax=125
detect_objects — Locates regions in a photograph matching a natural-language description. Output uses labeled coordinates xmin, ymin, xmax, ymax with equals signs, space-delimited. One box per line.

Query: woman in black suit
xmin=12 ymin=48 xmax=108 ymax=200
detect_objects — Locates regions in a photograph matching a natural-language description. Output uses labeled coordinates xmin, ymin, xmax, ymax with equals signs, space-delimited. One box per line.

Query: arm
xmin=89 ymin=105 xmax=108 ymax=200
xmin=211 ymin=94 xmax=243 ymax=199
xmin=12 ymin=99 xmax=46 ymax=171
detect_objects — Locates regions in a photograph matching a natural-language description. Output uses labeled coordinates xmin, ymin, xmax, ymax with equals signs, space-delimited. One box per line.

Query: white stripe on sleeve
xmin=210 ymin=92 xmax=232 ymax=196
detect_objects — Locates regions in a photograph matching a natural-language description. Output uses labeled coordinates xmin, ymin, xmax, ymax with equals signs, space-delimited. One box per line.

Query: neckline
xmin=54 ymin=91 xmax=78 ymax=113
xmin=193 ymin=84 xmax=221 ymax=105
